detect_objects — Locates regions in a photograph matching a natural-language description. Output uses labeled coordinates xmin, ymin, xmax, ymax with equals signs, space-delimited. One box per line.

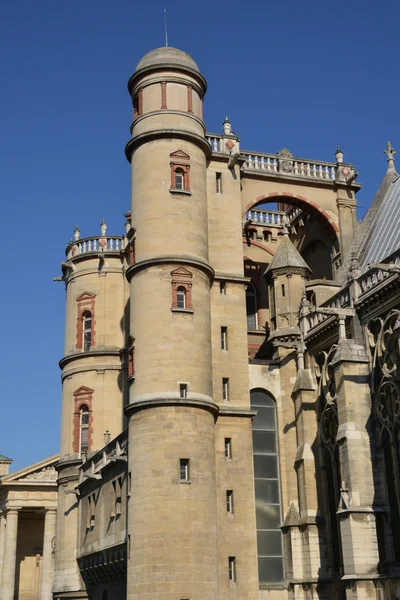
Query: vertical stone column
xmin=40 ymin=508 xmax=57 ymax=600
xmin=332 ymin=339 xmax=379 ymax=598
xmin=0 ymin=508 xmax=20 ymax=600
xmin=0 ymin=511 xmax=6 ymax=590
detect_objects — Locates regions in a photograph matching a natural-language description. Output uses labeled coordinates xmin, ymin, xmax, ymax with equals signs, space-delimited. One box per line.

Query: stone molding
xmin=125 ymin=393 xmax=218 ymax=417
xmin=125 ymin=126 xmax=211 ymax=162
xmin=59 ymin=348 xmax=121 ymax=370
xmin=126 ymin=255 xmax=214 ymax=283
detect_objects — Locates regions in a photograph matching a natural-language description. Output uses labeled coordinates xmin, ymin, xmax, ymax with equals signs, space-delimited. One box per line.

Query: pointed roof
xmin=0 ymin=454 xmax=12 ymax=462
xmin=266 ymin=232 xmax=312 ymax=274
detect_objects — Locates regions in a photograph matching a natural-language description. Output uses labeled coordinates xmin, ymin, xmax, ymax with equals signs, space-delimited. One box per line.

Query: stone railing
xmin=323 ymin=288 xmax=350 ymax=310
xmin=286 ymin=206 xmax=302 ymax=224
xmin=242 ymin=152 xmax=336 ymax=180
xmin=79 ymin=429 xmax=128 ymax=484
xmin=358 ymin=251 xmax=400 ymax=295
xmin=206 ymin=134 xmax=223 ymax=152
xmin=66 ymin=236 xmax=124 ymax=260
xmin=303 ymin=288 xmax=351 ymax=333
xmin=245 ymin=208 xmax=285 ymax=227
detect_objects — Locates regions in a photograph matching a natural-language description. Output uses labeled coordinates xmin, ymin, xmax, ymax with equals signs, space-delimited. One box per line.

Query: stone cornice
xmin=128 ymin=64 xmax=207 ymax=96
xmin=218 ymin=407 xmax=257 ymax=418
xmin=126 ymin=256 xmax=214 ymax=283
xmin=213 ymin=272 xmax=251 ymax=284
xmin=125 ymin=127 xmax=211 ymax=162
xmin=59 ymin=348 xmax=121 ymax=370
xmin=125 ymin=394 xmax=218 ymax=417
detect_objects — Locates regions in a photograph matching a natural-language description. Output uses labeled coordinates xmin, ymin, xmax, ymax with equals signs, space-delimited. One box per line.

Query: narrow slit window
xmin=216 ymin=172 xmax=222 ymax=193
xmin=180 ymin=458 xmax=190 ymax=481
xmin=220 ymin=281 xmax=226 ymax=295
xmin=222 ymin=378 xmax=229 ymax=401
xmin=281 ymin=284 xmax=285 ymax=297
xmin=221 ymin=327 xmax=228 ymax=350
xmin=179 ymin=383 xmax=188 ymax=399
xmin=226 ymin=490 xmax=234 ymax=513
xmin=83 ymin=312 xmax=92 ymax=351
xmin=80 ymin=406 xmax=89 ymax=456
xmin=224 ymin=437 xmax=232 ymax=459
xmin=228 ymin=556 xmax=236 ymax=582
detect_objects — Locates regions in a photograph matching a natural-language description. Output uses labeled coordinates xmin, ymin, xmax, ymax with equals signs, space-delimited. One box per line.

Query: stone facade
xmin=2 ymin=46 xmax=400 ymax=600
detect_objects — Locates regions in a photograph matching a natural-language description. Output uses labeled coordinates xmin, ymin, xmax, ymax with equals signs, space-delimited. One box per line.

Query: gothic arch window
xmin=250 ymin=389 xmax=284 ymax=583
xmin=316 ymin=346 xmax=343 ymax=573
xmin=246 ymin=284 xmax=258 ymax=330
xmin=368 ymin=311 xmax=400 ymax=562
xmin=76 ymin=292 xmax=96 ymax=350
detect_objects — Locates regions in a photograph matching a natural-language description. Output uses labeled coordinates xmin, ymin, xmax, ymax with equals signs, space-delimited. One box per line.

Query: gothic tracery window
xmin=316 ymin=345 xmax=343 ymax=573
xmin=368 ymin=310 xmax=400 ymax=562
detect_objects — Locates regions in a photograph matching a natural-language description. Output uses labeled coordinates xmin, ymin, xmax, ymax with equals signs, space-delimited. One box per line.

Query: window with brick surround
xmin=171 ymin=268 xmax=193 ymax=311
xmin=72 ymin=386 xmax=94 ymax=456
xmin=170 ymin=150 xmax=190 ymax=192
xmin=76 ymin=292 xmax=96 ymax=350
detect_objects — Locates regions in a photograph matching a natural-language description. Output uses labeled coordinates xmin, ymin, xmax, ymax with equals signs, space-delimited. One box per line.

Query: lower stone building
xmin=1 ymin=45 xmax=400 ymax=600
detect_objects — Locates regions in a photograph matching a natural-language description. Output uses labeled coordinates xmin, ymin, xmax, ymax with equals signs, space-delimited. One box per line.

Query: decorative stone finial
xmin=281 ymin=215 xmax=289 ymax=236
xmin=100 ymin=219 xmax=107 ymax=236
xmin=104 ymin=430 xmax=111 ymax=445
xmin=335 ymin=146 xmax=343 ymax=163
xmin=350 ymin=250 xmax=361 ymax=279
xmin=384 ymin=141 xmax=396 ymax=169
xmin=223 ymin=116 xmax=232 ymax=136
xmin=124 ymin=220 xmax=131 ymax=234
xmin=73 ymin=226 xmax=80 ymax=241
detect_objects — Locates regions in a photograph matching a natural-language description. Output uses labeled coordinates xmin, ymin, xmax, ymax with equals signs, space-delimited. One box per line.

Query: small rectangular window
xmin=222 ymin=378 xmax=229 ymax=401
xmin=216 ymin=172 xmax=222 ymax=193
xmin=180 ymin=458 xmax=190 ymax=481
xmin=219 ymin=281 xmax=226 ymax=294
xmin=228 ymin=556 xmax=236 ymax=582
xmin=281 ymin=284 xmax=285 ymax=297
xmin=179 ymin=383 xmax=188 ymax=399
xmin=221 ymin=327 xmax=228 ymax=350
xmin=226 ymin=490 xmax=234 ymax=513
xmin=224 ymin=438 xmax=232 ymax=459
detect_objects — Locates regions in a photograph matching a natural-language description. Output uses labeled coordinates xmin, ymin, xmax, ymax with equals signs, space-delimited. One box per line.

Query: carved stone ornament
xmin=277 ymin=148 xmax=294 ymax=173
xmin=20 ymin=465 xmax=58 ymax=482
xmin=315 ymin=345 xmax=339 ymax=453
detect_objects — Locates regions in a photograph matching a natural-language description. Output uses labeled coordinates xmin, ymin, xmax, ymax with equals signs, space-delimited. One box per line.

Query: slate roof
xmin=0 ymin=454 xmax=12 ymax=462
xmin=266 ymin=233 xmax=312 ymax=273
xmin=360 ymin=173 xmax=400 ymax=271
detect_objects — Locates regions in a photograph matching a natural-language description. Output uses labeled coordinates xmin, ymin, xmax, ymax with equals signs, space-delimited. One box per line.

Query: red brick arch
xmin=243 ymin=239 xmax=275 ymax=256
xmin=243 ymin=192 xmax=339 ymax=236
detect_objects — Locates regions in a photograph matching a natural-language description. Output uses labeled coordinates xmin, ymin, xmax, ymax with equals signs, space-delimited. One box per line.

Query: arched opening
xmin=301 ymin=239 xmax=333 ymax=279
xmin=250 ymin=389 xmax=284 ymax=583
xmin=174 ymin=168 xmax=184 ymax=190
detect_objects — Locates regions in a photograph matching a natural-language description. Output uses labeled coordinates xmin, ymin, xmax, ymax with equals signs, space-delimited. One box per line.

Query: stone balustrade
xmin=242 ymin=152 xmax=336 ymax=180
xmin=286 ymin=206 xmax=302 ymax=223
xmin=79 ymin=429 xmax=128 ymax=485
xmin=245 ymin=208 xmax=284 ymax=227
xmin=66 ymin=236 xmax=124 ymax=260
xmin=358 ymin=251 xmax=400 ymax=294
xmin=206 ymin=134 xmax=223 ymax=152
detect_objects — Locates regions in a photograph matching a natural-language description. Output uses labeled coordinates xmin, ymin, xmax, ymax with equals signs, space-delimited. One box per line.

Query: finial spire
xmin=73 ymin=225 xmax=80 ymax=241
xmin=100 ymin=219 xmax=107 ymax=236
xmin=384 ymin=141 xmax=396 ymax=170
xmin=223 ymin=116 xmax=232 ymax=136
xmin=335 ymin=146 xmax=343 ymax=163
xmin=164 ymin=9 xmax=168 ymax=47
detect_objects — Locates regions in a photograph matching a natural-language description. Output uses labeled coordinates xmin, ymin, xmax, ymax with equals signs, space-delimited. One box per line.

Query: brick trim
xmin=72 ymin=386 xmax=94 ymax=454
xmin=187 ymin=86 xmax=193 ymax=113
xmin=76 ymin=293 xmax=96 ymax=350
xmin=171 ymin=267 xmax=193 ymax=309
xmin=161 ymin=81 xmax=167 ymax=109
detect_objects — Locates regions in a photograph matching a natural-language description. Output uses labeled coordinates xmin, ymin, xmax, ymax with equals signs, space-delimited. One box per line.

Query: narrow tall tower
xmin=125 ymin=48 xmax=219 ymax=599
xmin=53 ymin=223 xmax=128 ymax=597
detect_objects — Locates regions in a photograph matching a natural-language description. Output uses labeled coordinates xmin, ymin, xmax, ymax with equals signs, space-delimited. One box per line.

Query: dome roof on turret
xmin=135 ymin=47 xmax=200 ymax=74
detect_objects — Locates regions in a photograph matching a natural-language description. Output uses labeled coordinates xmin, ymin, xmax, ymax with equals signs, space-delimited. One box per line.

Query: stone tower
xmin=124 ymin=47 xmax=220 ymax=600
xmin=53 ymin=223 xmax=128 ymax=597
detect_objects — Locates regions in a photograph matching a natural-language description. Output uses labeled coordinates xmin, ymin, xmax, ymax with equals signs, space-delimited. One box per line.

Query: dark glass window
xmin=246 ymin=285 xmax=257 ymax=330
xmin=83 ymin=313 xmax=92 ymax=351
xmin=176 ymin=287 xmax=186 ymax=309
xmin=251 ymin=389 xmax=284 ymax=583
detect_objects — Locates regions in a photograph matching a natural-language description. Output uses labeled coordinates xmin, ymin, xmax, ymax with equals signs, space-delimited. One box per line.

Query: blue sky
xmin=0 ymin=0 xmax=399 ymax=471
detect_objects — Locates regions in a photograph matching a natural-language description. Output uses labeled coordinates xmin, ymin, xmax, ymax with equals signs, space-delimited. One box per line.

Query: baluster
xmin=273 ymin=159 xmax=278 ymax=172
xmin=266 ymin=157 xmax=271 ymax=171
xmin=116 ymin=239 xmax=120 ymax=250
xmin=254 ymin=156 xmax=259 ymax=169
xmin=277 ymin=214 xmax=281 ymax=225
xmin=248 ymin=155 xmax=253 ymax=169
xmin=306 ymin=163 xmax=311 ymax=176
xmin=260 ymin=157 xmax=265 ymax=170
xmin=294 ymin=161 xmax=298 ymax=174
xmin=312 ymin=164 xmax=317 ymax=177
